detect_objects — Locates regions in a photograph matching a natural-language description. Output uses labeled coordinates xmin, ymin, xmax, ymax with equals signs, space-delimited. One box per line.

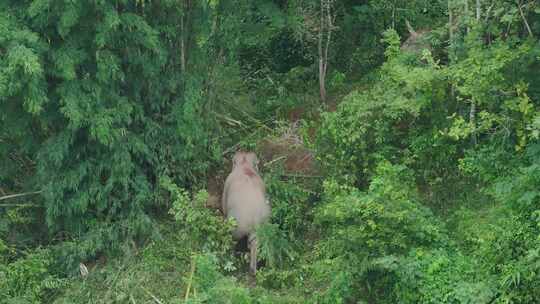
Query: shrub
xmin=483 ymin=145 xmax=540 ymax=303
xmin=265 ymin=174 xmax=314 ymax=239
xmin=256 ymin=223 xmax=294 ymax=269
xmin=315 ymin=30 xmax=447 ymax=186
xmin=161 ymin=176 xmax=234 ymax=257
xmin=0 ymin=248 xmax=66 ymax=304
xmin=394 ymin=249 xmax=494 ymax=304
xmin=184 ymin=253 xmax=252 ymax=304
xmin=314 ymin=162 xmax=445 ymax=259
xmin=310 ymin=161 xmax=447 ymax=302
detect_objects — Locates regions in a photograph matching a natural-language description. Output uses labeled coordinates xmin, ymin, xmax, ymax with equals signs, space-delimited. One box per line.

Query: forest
xmin=1 ymin=0 xmax=540 ymax=303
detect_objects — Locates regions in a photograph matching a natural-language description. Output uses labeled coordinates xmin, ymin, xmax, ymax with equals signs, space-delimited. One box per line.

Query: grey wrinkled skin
xmin=222 ymin=151 xmax=270 ymax=274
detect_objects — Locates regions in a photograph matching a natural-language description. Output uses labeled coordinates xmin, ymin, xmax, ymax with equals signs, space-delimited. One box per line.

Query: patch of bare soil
xmin=259 ymin=121 xmax=318 ymax=175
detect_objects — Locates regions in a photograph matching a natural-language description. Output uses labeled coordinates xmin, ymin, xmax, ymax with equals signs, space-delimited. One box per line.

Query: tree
xmin=0 ymin=0 xmax=255 ymax=261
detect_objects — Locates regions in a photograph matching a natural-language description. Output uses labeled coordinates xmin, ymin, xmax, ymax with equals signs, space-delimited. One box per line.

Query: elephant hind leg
xmin=248 ymin=233 xmax=257 ymax=275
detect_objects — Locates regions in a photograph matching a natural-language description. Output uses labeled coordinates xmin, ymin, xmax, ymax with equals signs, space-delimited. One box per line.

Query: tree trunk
xmin=449 ymin=1 xmax=454 ymax=42
xmin=392 ymin=0 xmax=396 ymax=29
xmin=318 ymin=0 xmax=332 ymax=103
xmin=470 ymin=0 xmax=481 ymax=145
xmin=464 ymin=0 xmax=469 ymax=33
xmin=318 ymin=0 xmax=326 ymax=102
xmin=180 ymin=0 xmax=192 ymax=75
xmin=180 ymin=12 xmax=186 ymax=74
xmin=319 ymin=60 xmax=326 ymax=102
xmin=449 ymin=0 xmax=455 ymax=101
xmin=470 ymin=99 xmax=477 ymax=145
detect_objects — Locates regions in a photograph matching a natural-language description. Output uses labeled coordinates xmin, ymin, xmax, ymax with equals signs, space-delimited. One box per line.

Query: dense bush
xmin=162 ymin=177 xmax=234 ymax=257
xmin=315 ymin=29 xmax=448 ymax=187
xmin=315 ymin=162 xmax=446 ymax=258
xmin=265 ymin=173 xmax=315 ymax=239
xmin=0 ymin=248 xmax=66 ymax=304
xmin=394 ymin=249 xmax=494 ymax=303
xmin=483 ymin=145 xmax=540 ymax=303
xmin=310 ymin=161 xmax=447 ymax=302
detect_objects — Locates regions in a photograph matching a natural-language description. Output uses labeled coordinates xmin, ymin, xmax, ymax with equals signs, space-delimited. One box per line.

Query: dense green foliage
xmin=1 ymin=0 xmax=540 ymax=303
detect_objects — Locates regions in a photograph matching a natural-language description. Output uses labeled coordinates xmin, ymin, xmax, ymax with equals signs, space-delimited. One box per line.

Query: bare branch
xmin=0 ymin=191 xmax=42 ymax=201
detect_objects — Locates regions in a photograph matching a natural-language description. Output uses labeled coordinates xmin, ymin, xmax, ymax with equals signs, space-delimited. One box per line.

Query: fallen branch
xmin=214 ymin=112 xmax=244 ymax=127
xmin=0 ymin=203 xmax=40 ymax=208
xmin=263 ymin=156 xmax=287 ymax=167
xmin=141 ymin=286 xmax=164 ymax=304
xmin=0 ymin=191 xmax=42 ymax=201
xmin=280 ymin=174 xmax=323 ymax=179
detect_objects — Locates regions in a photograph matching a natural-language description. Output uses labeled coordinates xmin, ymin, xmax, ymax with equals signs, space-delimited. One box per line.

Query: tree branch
xmin=484 ymin=2 xmax=495 ymax=23
xmin=0 ymin=191 xmax=42 ymax=201
xmin=517 ymin=0 xmax=533 ymax=37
